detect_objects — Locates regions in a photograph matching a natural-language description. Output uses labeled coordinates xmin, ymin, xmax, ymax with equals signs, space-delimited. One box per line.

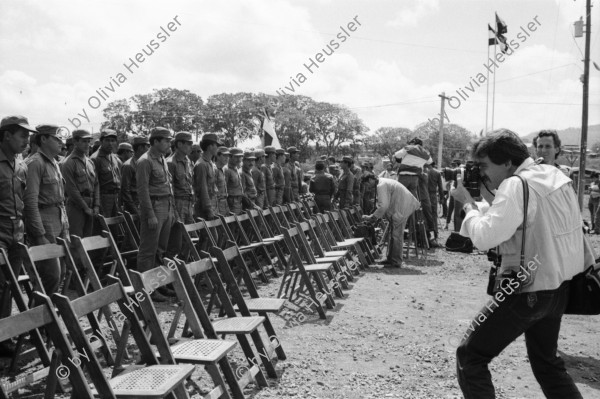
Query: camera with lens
xmin=441 ymin=161 xmax=481 ymax=198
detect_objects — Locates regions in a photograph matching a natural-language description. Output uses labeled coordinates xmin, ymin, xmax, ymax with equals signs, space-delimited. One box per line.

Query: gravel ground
xmin=3 ymin=220 xmax=600 ymax=399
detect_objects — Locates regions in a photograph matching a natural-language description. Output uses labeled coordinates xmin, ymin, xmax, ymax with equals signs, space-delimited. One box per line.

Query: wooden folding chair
xmin=280 ymin=204 xmax=299 ymax=225
xmin=314 ymin=213 xmax=369 ymax=269
xmin=302 ymin=198 xmax=321 ymax=216
xmin=129 ymin=265 xmax=251 ymax=398
xmin=98 ymin=214 xmax=139 ymax=263
xmin=52 ymin=280 xmax=195 ymax=399
xmin=171 ymin=256 xmax=281 ymax=380
xmin=268 ymin=206 xmax=291 ymax=231
xmin=236 ymin=212 xmax=286 ymax=272
xmin=209 ymin=244 xmax=287 ymax=361
xmin=278 ymin=227 xmax=339 ymax=319
xmin=121 ymin=210 xmax=141 ymax=247
xmin=0 ymin=292 xmax=93 ymax=398
xmin=328 ymin=211 xmax=376 ymax=265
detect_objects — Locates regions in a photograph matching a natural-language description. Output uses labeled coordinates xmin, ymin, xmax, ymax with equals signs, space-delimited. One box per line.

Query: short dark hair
xmin=472 ymin=128 xmax=530 ymax=166
xmin=315 ymin=163 xmax=325 ymax=171
xmin=200 ymin=140 xmax=215 ymax=152
xmin=133 ymin=143 xmax=148 ymax=152
xmin=35 ymin=134 xmax=49 ymax=146
xmin=533 ymin=129 xmax=562 ymax=157
xmin=117 ymin=148 xmax=131 ymax=155
xmin=149 ymin=137 xmax=164 ymax=146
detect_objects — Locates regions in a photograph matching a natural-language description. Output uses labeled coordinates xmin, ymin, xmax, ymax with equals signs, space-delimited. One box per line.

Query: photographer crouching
xmin=451 ymin=129 xmax=589 ymax=398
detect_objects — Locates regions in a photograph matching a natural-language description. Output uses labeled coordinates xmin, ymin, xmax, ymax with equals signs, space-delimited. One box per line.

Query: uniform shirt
xmin=337 ymin=170 xmax=354 ymax=201
xmin=0 ymin=147 xmax=27 ymax=220
xmin=241 ymin=168 xmax=258 ymax=198
xmin=120 ymin=156 xmax=139 ymax=209
xmin=372 ymin=178 xmax=420 ymax=220
xmin=272 ymin=163 xmax=285 ymax=190
xmin=224 ymin=164 xmax=243 ymax=196
xmin=194 ymin=155 xmax=218 ymax=214
xmin=262 ymin=162 xmax=275 ymax=190
xmin=460 ymin=158 xmax=592 ymax=292
xmin=23 ymin=150 xmax=66 ymax=237
xmin=251 ymin=165 xmax=266 ymax=193
xmin=91 ymin=148 xmax=122 ymax=193
xmin=215 ymin=164 xmax=228 ymax=199
xmin=288 ymin=163 xmax=298 ymax=191
xmin=309 ymin=172 xmax=336 ymax=196
xmin=295 ymin=162 xmax=303 ymax=192
xmin=136 ymin=147 xmax=173 ymax=218
xmin=61 ymin=151 xmax=100 ymax=211
xmin=283 ymin=164 xmax=292 ymax=190
xmin=167 ymin=151 xmax=193 ymax=198
xmin=395 ymin=145 xmax=432 ymax=175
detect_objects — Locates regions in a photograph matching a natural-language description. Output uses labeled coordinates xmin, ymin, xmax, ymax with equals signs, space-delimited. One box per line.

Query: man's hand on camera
xmin=450 ymin=175 xmax=475 ymax=205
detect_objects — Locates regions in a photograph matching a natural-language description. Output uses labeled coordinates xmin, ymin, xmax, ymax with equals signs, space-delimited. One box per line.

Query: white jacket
xmin=372 ymin=178 xmax=420 ymax=221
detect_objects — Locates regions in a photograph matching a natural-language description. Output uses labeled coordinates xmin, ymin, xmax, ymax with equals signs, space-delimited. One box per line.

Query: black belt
xmin=150 ymin=195 xmax=172 ymax=201
xmin=39 ymin=202 xmax=64 ymax=209
xmin=174 ymin=194 xmax=193 ymax=200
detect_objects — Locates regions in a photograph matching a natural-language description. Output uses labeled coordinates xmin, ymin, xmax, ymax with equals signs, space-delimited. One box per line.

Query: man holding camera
xmin=451 ymin=129 xmax=587 ymax=398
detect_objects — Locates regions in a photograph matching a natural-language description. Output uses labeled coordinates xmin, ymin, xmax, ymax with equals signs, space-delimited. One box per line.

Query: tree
xmin=203 ymin=92 xmax=261 ymax=147
xmin=310 ymin=103 xmax=368 ymax=157
xmin=364 ymin=127 xmax=413 ymax=162
xmin=271 ymin=95 xmax=317 ymax=159
xmin=414 ymin=121 xmax=475 ymax=166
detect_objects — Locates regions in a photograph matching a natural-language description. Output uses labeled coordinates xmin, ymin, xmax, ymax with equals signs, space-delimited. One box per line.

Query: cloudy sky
xmin=1 ymin=0 xmax=598 ymax=137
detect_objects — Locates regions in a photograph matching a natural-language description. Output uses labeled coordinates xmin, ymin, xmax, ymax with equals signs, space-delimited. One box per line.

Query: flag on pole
xmin=260 ymin=110 xmax=281 ymax=148
xmin=488 ymin=24 xmax=508 ymax=54
xmin=495 ymin=12 xmax=507 ymax=35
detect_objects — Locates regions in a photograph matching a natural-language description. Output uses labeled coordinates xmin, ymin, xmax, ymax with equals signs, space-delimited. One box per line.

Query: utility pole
xmin=575 ymin=0 xmax=592 ymax=210
xmin=437 ymin=92 xmax=450 ymax=167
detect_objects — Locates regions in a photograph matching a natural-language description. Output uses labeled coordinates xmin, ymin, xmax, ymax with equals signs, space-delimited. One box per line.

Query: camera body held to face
xmin=442 ymin=161 xmax=482 ymax=198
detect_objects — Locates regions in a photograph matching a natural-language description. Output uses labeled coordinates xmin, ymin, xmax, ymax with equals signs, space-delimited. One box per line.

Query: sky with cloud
xmin=1 ymin=0 xmax=598 ymax=137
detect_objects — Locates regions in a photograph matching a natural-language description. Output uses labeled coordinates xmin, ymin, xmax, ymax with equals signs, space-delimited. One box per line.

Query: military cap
xmin=132 ymin=135 xmax=150 ymax=145
xmin=319 ymin=155 xmax=327 ymax=160
xmin=191 ymin=143 xmax=201 ymax=150
xmin=217 ymin=146 xmax=230 ymax=155
xmin=100 ymin=129 xmax=117 ymax=139
xmin=229 ymin=147 xmax=244 ymax=156
xmin=72 ymin=129 xmax=92 ymax=140
xmin=200 ymin=133 xmax=223 ymax=146
xmin=284 ymin=152 xmax=290 ymax=157
xmin=254 ymin=149 xmax=265 ymax=158
xmin=174 ymin=131 xmax=193 ymax=142
xmin=316 ymin=159 xmax=326 ymax=166
xmin=328 ymin=164 xmax=339 ymax=170
xmin=36 ymin=124 xmax=61 ymax=137
xmin=0 ymin=115 xmax=37 ymax=132
xmin=275 ymin=148 xmax=285 ymax=155
xmin=149 ymin=127 xmax=172 ymax=140
xmin=342 ymin=155 xmax=353 ymax=163
xmin=264 ymin=146 xmax=276 ymax=154
xmin=118 ymin=142 xmax=133 ymax=152
xmin=243 ymin=151 xmax=256 ymax=160
xmin=287 ymin=146 xmax=299 ymax=153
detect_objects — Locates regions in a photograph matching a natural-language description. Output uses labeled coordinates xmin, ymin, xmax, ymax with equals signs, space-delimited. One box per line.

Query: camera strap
xmin=514 ymin=175 xmax=529 ymax=270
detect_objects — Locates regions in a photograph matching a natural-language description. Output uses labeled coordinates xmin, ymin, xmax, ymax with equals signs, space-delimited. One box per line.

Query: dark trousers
xmin=0 ymin=220 xmax=24 ymax=319
xmin=100 ymin=192 xmax=119 ymax=217
xmin=137 ymin=198 xmax=174 ymax=272
xmin=588 ymin=198 xmax=599 ymax=230
xmin=457 ymin=281 xmax=581 ymax=399
xmin=417 ymin=173 xmax=434 ymax=233
xmin=428 ymin=192 xmax=439 ymax=238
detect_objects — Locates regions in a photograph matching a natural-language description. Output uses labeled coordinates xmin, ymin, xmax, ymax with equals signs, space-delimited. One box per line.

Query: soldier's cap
xmin=132 ymin=135 xmax=150 ymax=146
xmin=36 ymin=124 xmax=61 ymax=137
xmin=229 ymin=147 xmax=244 ymax=157
xmin=174 ymin=131 xmax=193 ymax=143
xmin=284 ymin=152 xmax=290 ymax=157
xmin=264 ymin=146 xmax=276 ymax=154
xmin=328 ymin=164 xmax=339 ymax=170
xmin=243 ymin=151 xmax=256 ymax=160
xmin=275 ymin=148 xmax=285 ymax=155
xmin=72 ymin=129 xmax=92 ymax=140
xmin=191 ymin=143 xmax=201 ymax=150
xmin=0 ymin=115 xmax=37 ymax=132
xmin=316 ymin=160 xmax=326 ymax=166
xmin=200 ymin=133 xmax=223 ymax=146
xmin=319 ymin=155 xmax=327 ymax=160
xmin=328 ymin=156 xmax=336 ymax=161
xmin=149 ymin=127 xmax=172 ymax=140
xmin=217 ymin=146 xmax=230 ymax=155
xmin=287 ymin=146 xmax=299 ymax=153
xmin=254 ymin=149 xmax=265 ymax=158
xmin=118 ymin=142 xmax=133 ymax=152
xmin=100 ymin=129 xmax=118 ymax=139
xmin=342 ymin=155 xmax=353 ymax=163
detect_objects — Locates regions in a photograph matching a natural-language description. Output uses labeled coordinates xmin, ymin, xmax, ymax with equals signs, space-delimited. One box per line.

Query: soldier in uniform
xmin=241 ymin=151 xmax=258 ymax=206
xmin=272 ymin=148 xmax=285 ymax=206
xmin=23 ymin=124 xmax=69 ymax=296
xmin=24 ymin=133 xmax=39 ymax=164
xmin=328 ymin=163 xmax=340 ymax=194
xmin=91 ymin=129 xmax=121 ymax=217
xmin=263 ymin=146 xmax=276 ymax=207
xmin=335 ymin=156 xmax=354 ymax=209
xmin=251 ymin=149 xmax=267 ymax=208
xmin=291 ymin=148 xmax=304 ymax=201
xmin=350 ymin=157 xmax=363 ymax=208
xmin=215 ymin=146 xmax=230 ymax=215
xmin=0 ymin=116 xmax=35 ymax=355
xmin=166 ymin=132 xmax=195 ymax=259
xmin=120 ymin=136 xmax=149 ymax=215
xmin=309 ymin=159 xmax=336 ymax=212
xmin=136 ymin=127 xmax=174 ymax=301
xmin=194 ymin=133 xmax=220 ymax=220
xmin=224 ymin=148 xmax=244 ymax=214
xmin=61 ymin=129 xmax=99 ymax=240
xmin=282 ymin=152 xmax=293 ymax=204
xmin=117 ymin=142 xmax=133 ymax=164
xmin=189 ymin=143 xmax=201 ymax=164
xmin=287 ymin=147 xmax=299 ymax=201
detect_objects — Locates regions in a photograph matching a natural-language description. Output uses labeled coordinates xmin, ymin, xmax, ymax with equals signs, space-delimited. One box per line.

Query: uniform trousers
xmin=137 ymin=198 xmax=174 ymax=272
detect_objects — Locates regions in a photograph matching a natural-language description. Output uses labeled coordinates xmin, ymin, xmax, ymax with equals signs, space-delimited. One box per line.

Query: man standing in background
xmin=120 ymin=136 xmax=149 ymax=216
xmin=272 ymin=148 xmax=285 ymax=206
xmin=215 ymin=146 xmax=230 ymax=215
xmin=252 ymin=149 xmax=267 ymax=208
xmin=91 ymin=129 xmax=121 ymax=217
xmin=263 ymin=146 xmax=276 ymax=207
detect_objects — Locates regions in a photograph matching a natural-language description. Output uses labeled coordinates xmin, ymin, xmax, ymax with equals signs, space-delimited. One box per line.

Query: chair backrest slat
xmin=0 ymin=305 xmax=52 ymax=342
xmin=69 ymin=283 xmax=123 ymax=317
xmin=27 ymin=244 xmax=66 ymax=262
xmin=80 ymin=235 xmax=111 ymax=252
